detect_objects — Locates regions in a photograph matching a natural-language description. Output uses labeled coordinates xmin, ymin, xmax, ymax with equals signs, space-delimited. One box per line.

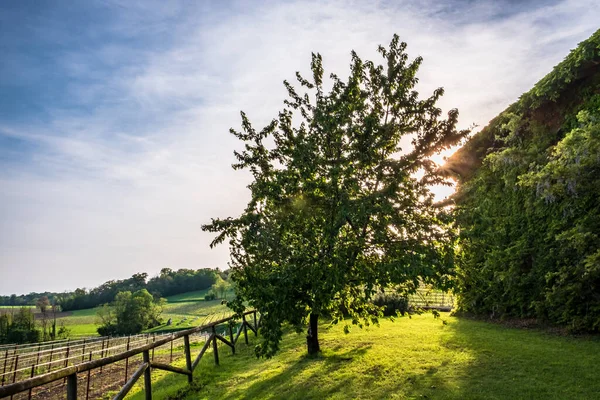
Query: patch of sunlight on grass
xmin=127 ymin=313 xmax=600 ymax=400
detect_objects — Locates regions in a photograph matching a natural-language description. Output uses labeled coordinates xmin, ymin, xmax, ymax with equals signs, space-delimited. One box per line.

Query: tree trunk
xmin=306 ymin=313 xmax=320 ymax=355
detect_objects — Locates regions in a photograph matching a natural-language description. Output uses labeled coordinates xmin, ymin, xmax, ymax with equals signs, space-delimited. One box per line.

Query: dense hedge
xmin=372 ymin=293 xmax=409 ymax=316
xmin=450 ymin=29 xmax=600 ymax=332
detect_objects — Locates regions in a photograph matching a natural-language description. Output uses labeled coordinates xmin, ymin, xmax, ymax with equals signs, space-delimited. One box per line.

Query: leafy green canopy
xmin=0 ymin=307 xmax=40 ymax=344
xmin=203 ymin=35 xmax=468 ymax=357
xmin=97 ymin=289 xmax=164 ymax=335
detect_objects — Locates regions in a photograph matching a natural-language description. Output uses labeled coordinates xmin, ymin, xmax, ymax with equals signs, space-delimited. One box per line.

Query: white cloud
xmin=1 ymin=0 xmax=598 ymax=293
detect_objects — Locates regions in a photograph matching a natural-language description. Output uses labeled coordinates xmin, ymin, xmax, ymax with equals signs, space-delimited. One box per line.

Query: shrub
xmin=204 ymin=292 xmax=217 ymax=301
xmin=373 ymin=293 xmax=409 ymax=316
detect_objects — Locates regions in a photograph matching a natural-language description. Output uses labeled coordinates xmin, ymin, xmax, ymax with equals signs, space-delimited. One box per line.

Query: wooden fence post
xmin=124 ymin=336 xmax=131 ymax=383
xmin=170 ymin=336 xmax=174 ymax=363
xmin=64 ymin=345 xmax=70 ymax=369
xmin=183 ymin=335 xmax=193 ymax=383
xmin=151 ymin=334 xmax=155 ymax=361
xmin=143 ymin=350 xmax=152 ymax=400
xmin=27 ymin=365 xmax=34 ymax=399
xmin=228 ymin=323 xmax=235 ymax=355
xmin=63 ymin=346 xmax=70 ymax=384
xmin=48 ymin=344 xmax=54 ymax=371
xmin=12 ymin=355 xmax=18 ymax=384
xmin=211 ymin=326 xmax=219 ymax=366
xmin=1 ymin=349 xmax=8 ymax=385
xmin=253 ymin=311 xmax=258 ymax=336
xmin=85 ymin=352 xmax=92 ymax=400
xmin=35 ymin=343 xmax=41 ymax=367
xmin=242 ymin=316 xmax=249 ymax=345
xmin=100 ymin=340 xmax=105 ymax=373
xmin=81 ymin=338 xmax=87 ymax=363
xmin=66 ymin=373 xmax=77 ymax=400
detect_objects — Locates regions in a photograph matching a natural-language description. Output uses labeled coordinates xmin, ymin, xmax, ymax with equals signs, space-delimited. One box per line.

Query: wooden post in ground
xmin=100 ymin=340 xmax=105 ymax=373
xmin=12 ymin=355 xmax=18 ymax=384
xmin=143 ymin=350 xmax=152 ymax=400
xmin=64 ymin=344 xmax=70 ymax=368
xmin=151 ymin=334 xmax=155 ymax=361
xmin=183 ymin=335 xmax=193 ymax=383
xmin=253 ymin=311 xmax=257 ymax=336
xmin=211 ymin=326 xmax=219 ymax=366
xmin=27 ymin=365 xmax=34 ymax=399
xmin=242 ymin=316 xmax=249 ymax=345
xmin=124 ymin=336 xmax=131 ymax=383
xmin=35 ymin=343 xmax=41 ymax=367
xmin=66 ymin=373 xmax=77 ymax=400
xmin=85 ymin=352 xmax=92 ymax=400
xmin=81 ymin=338 xmax=86 ymax=363
xmin=228 ymin=323 xmax=235 ymax=355
xmin=170 ymin=336 xmax=174 ymax=363
xmin=48 ymin=344 xmax=54 ymax=371
xmin=63 ymin=346 xmax=70 ymax=384
xmin=1 ymin=349 xmax=8 ymax=385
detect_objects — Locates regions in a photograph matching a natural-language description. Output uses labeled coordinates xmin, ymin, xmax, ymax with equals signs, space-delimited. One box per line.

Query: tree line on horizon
xmin=0 ymin=267 xmax=223 ymax=311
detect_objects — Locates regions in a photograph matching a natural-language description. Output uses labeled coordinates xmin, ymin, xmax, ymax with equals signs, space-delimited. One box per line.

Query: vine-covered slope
xmin=447 ymin=29 xmax=600 ymax=331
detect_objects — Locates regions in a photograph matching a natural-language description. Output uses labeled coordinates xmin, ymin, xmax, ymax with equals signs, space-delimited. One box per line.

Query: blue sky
xmin=1 ymin=0 xmax=598 ymax=295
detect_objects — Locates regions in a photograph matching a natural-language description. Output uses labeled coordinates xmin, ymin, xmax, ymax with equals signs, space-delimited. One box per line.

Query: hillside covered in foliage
xmin=446 ymin=29 xmax=600 ymax=331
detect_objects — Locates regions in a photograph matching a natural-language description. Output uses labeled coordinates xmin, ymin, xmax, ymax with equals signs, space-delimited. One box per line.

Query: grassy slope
xmin=56 ymin=308 xmax=99 ymax=336
xmin=128 ymin=313 xmax=600 ymax=400
xmin=165 ymin=289 xmax=211 ymax=302
xmin=148 ymin=289 xmax=234 ymax=332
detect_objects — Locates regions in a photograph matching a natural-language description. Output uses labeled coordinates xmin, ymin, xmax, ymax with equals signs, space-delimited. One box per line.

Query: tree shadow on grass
xmin=146 ymin=316 xmax=600 ymax=400
xmin=433 ymin=318 xmax=600 ymax=400
xmin=218 ymin=345 xmax=373 ymax=400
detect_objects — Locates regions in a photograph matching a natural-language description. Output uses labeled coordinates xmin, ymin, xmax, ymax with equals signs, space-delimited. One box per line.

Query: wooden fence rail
xmin=0 ymin=310 xmax=259 ymax=400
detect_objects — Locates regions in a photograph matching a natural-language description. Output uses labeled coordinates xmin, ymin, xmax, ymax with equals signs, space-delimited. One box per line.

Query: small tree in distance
xmin=97 ymin=289 xmax=164 ymax=336
xmin=36 ymin=296 xmax=50 ymax=340
xmin=203 ymin=35 xmax=469 ymax=357
xmin=211 ymin=276 xmax=231 ymax=300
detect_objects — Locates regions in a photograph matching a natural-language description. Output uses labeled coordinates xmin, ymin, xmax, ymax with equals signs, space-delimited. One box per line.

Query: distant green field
xmin=165 ymin=289 xmax=212 ymax=302
xmin=55 ymin=308 xmax=100 ymax=336
xmin=149 ymin=291 xmax=233 ymax=333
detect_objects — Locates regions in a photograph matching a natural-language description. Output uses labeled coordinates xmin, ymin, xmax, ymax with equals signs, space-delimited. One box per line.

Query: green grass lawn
xmin=56 ymin=308 xmax=99 ymax=336
xmin=165 ymin=289 xmax=212 ymax=302
xmin=0 ymin=306 xmax=101 ymax=337
xmin=127 ymin=313 xmax=600 ymax=400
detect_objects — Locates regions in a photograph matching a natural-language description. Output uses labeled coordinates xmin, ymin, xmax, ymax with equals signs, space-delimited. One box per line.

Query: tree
xmin=50 ymin=300 xmax=61 ymax=339
xmin=203 ymin=35 xmax=469 ymax=357
xmin=211 ymin=276 xmax=231 ymax=300
xmin=36 ymin=296 xmax=50 ymax=340
xmin=0 ymin=307 xmax=40 ymax=344
xmin=97 ymin=289 xmax=165 ymax=336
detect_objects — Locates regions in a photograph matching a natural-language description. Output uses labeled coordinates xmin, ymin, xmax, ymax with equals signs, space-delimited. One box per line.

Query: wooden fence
xmin=408 ymin=288 xmax=454 ymax=311
xmin=0 ymin=333 xmax=177 ymax=387
xmin=0 ymin=310 xmax=259 ymax=400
